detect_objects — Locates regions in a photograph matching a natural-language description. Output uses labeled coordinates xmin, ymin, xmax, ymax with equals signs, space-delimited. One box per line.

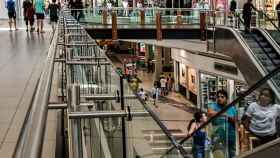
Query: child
xmin=48 ymin=0 xmax=60 ymax=32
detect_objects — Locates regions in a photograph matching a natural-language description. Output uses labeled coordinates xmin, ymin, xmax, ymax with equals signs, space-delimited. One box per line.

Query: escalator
xmin=214 ymin=26 xmax=280 ymax=97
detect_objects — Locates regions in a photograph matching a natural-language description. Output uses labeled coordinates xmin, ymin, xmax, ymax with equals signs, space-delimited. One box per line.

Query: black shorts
xmin=36 ymin=13 xmax=45 ymax=19
xmin=8 ymin=11 xmax=16 ymax=19
xmin=50 ymin=15 xmax=58 ymax=22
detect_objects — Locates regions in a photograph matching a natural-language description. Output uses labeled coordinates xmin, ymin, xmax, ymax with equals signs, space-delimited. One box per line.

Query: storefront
xmin=172 ymin=48 xmax=246 ymax=109
xmin=199 ymin=71 xmax=245 ymax=111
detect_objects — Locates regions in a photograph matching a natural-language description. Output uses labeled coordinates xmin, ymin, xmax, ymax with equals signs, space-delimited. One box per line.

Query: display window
xmin=179 ymin=63 xmax=187 ymax=88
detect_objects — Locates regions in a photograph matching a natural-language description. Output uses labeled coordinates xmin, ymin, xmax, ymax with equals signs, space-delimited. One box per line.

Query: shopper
xmin=276 ymin=1 xmax=280 ymax=27
xmin=208 ymin=89 xmax=237 ymax=158
xmin=48 ymin=0 xmax=60 ymax=32
xmin=138 ymin=88 xmax=147 ymax=101
xmin=151 ymin=83 xmax=160 ymax=107
xmin=229 ymin=0 xmax=237 ymax=26
xmin=73 ymin=0 xmax=84 ymax=22
xmin=6 ymin=0 xmax=17 ymax=31
xmin=160 ymin=77 xmax=167 ymax=96
xmin=23 ymin=0 xmax=33 ymax=31
xmin=242 ymin=0 xmax=255 ymax=33
xmin=187 ymin=112 xmax=207 ymax=158
xmin=35 ymin=0 xmax=45 ymax=33
xmin=242 ymin=88 xmax=280 ymax=145
xmin=167 ymin=74 xmax=174 ymax=92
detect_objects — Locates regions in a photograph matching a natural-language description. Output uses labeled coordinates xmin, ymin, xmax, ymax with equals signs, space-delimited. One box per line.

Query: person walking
xmin=242 ymin=0 xmax=255 ymax=33
xmin=73 ymin=0 xmax=84 ymax=22
xmin=229 ymin=0 xmax=237 ymax=26
xmin=23 ymin=0 xmax=35 ymax=31
xmin=6 ymin=0 xmax=17 ymax=31
xmin=242 ymin=88 xmax=280 ymax=145
xmin=187 ymin=112 xmax=207 ymax=158
xmin=151 ymin=83 xmax=160 ymax=107
xmin=48 ymin=0 xmax=60 ymax=32
xmin=208 ymin=90 xmax=237 ymax=158
xmin=160 ymin=77 xmax=167 ymax=96
xmin=167 ymin=74 xmax=174 ymax=92
xmin=276 ymin=1 xmax=280 ymax=27
xmin=35 ymin=0 xmax=45 ymax=33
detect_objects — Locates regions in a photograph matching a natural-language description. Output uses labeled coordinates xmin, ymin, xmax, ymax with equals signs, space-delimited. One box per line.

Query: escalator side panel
xmin=214 ymin=27 xmax=264 ymax=86
xmin=238 ymin=138 xmax=280 ymax=158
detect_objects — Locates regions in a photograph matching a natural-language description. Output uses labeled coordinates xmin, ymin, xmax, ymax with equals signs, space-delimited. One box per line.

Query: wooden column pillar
xmin=140 ymin=10 xmax=145 ymax=25
xmin=156 ymin=12 xmax=162 ymax=40
xmin=102 ymin=10 xmax=107 ymax=25
xmin=112 ymin=12 xmax=118 ymax=40
xmin=176 ymin=10 xmax=182 ymax=25
xmin=200 ymin=11 xmax=206 ymax=41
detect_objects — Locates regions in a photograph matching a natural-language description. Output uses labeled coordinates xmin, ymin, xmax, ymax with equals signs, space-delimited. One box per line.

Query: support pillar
xmin=176 ymin=10 xmax=182 ymax=25
xmin=156 ymin=12 xmax=162 ymax=40
xmin=102 ymin=10 xmax=108 ymax=25
xmin=154 ymin=46 xmax=163 ymax=81
xmin=112 ymin=12 xmax=118 ymax=40
xmin=140 ymin=10 xmax=145 ymax=25
xmin=200 ymin=11 xmax=206 ymax=41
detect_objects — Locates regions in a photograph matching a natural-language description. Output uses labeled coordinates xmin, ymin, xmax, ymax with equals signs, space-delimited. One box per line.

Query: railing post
xmin=112 ymin=11 xmax=118 ymax=40
xmin=176 ymin=10 xmax=182 ymax=25
xmin=156 ymin=11 xmax=162 ymax=40
xmin=140 ymin=10 xmax=145 ymax=25
xmin=102 ymin=9 xmax=107 ymax=25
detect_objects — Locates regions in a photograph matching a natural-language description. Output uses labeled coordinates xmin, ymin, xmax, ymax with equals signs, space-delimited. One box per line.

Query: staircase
xmin=142 ymin=129 xmax=192 ymax=155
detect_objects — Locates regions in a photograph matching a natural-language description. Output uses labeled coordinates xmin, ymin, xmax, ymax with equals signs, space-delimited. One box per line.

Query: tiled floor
xmin=0 ymin=20 xmax=52 ymax=157
xmin=109 ymin=54 xmax=197 ymax=135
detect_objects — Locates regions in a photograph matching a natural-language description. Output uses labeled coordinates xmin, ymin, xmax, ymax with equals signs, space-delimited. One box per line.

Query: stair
xmin=142 ymin=129 xmax=192 ymax=155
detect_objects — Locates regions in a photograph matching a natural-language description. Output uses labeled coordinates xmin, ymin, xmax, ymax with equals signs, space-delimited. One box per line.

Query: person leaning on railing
xmin=242 ymin=88 xmax=280 ymax=146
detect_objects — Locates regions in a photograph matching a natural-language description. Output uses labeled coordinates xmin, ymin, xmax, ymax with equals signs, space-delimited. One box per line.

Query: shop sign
xmin=214 ymin=62 xmax=238 ymax=75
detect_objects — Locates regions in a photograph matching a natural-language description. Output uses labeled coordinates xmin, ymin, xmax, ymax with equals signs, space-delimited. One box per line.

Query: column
xmin=154 ymin=46 xmax=163 ymax=81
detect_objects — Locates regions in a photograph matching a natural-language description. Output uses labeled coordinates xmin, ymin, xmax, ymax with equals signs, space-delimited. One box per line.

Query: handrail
xmin=13 ymin=27 xmax=58 ymax=158
xmin=161 ymin=66 xmax=280 ymax=157
xmin=63 ymin=13 xmax=189 ymax=157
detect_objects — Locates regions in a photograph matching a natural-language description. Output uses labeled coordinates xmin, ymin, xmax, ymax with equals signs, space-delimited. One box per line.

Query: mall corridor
xmin=0 ymin=21 xmax=51 ymax=157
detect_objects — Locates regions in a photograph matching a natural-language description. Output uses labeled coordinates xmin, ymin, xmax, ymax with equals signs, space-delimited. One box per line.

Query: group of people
xmin=5 ymin=0 xmax=60 ymax=32
xmin=188 ymin=88 xmax=280 ymax=158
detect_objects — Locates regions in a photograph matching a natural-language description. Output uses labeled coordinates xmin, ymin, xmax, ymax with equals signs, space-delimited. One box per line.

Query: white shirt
xmin=245 ymin=102 xmax=280 ymax=136
xmin=122 ymin=1 xmax=128 ymax=8
xmin=160 ymin=78 xmax=167 ymax=88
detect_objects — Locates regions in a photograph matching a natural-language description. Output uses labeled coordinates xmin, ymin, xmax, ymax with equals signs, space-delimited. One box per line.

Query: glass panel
xmin=162 ymin=69 xmax=280 ymax=158
xmin=64 ymin=13 xmax=187 ymax=158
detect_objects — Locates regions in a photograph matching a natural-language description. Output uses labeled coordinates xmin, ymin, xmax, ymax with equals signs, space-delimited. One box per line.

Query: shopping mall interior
xmin=0 ymin=0 xmax=280 ymax=157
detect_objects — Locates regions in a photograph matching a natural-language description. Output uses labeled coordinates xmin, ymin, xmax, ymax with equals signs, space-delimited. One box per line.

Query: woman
xmin=242 ymin=88 xmax=280 ymax=144
xmin=188 ymin=112 xmax=207 ymax=158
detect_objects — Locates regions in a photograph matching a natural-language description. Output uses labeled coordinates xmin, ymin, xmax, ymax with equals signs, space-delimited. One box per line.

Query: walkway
xmin=109 ymin=54 xmax=197 ymax=136
xmin=0 ymin=20 xmax=52 ymax=157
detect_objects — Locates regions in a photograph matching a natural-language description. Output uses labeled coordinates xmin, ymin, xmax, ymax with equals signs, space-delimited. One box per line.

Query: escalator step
xmin=272 ymin=59 xmax=280 ymax=65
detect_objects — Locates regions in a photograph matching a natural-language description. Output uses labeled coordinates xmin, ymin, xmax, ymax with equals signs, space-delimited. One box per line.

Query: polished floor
xmin=0 ymin=20 xmax=52 ymax=157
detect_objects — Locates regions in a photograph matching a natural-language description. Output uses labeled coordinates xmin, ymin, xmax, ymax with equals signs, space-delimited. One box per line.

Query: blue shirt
xmin=35 ymin=0 xmax=45 ymax=14
xmin=208 ymin=103 xmax=237 ymax=136
xmin=6 ymin=0 xmax=15 ymax=13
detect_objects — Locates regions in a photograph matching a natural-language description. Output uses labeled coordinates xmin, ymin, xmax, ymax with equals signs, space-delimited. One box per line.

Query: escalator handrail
xmin=161 ymin=62 xmax=280 ymax=156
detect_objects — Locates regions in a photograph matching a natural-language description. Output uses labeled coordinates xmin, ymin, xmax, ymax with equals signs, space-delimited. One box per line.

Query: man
xmin=276 ymin=1 xmax=280 ymax=27
xmin=6 ymin=0 xmax=17 ymax=31
xmin=208 ymin=90 xmax=237 ymax=158
xmin=23 ymin=0 xmax=34 ymax=31
xmin=243 ymin=0 xmax=255 ymax=33
xmin=229 ymin=0 xmax=237 ymax=26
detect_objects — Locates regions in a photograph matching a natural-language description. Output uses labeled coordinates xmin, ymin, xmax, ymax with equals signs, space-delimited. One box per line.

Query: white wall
xmin=171 ymin=48 xmax=246 ymax=82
